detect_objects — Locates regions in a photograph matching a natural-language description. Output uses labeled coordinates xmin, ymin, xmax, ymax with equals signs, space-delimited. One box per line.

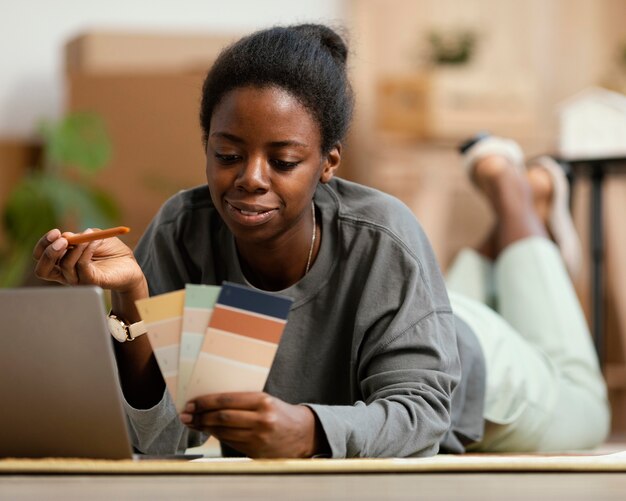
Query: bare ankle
xmin=474 ymin=162 xmax=550 ymax=248
xmin=473 ymin=157 xmax=530 ymax=211
xmin=472 ymin=155 xmax=513 ymax=187
xmin=475 ymin=226 xmax=498 ymax=261
xmin=527 ymin=166 xmax=554 ymax=226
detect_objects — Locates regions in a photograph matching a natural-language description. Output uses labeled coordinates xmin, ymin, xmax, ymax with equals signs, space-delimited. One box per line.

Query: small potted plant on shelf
xmin=426 ymin=28 xmax=477 ymax=66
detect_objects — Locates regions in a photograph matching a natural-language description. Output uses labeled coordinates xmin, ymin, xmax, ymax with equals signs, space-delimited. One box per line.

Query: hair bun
xmin=293 ymin=24 xmax=349 ymax=66
xmin=200 ymin=23 xmax=354 ymax=153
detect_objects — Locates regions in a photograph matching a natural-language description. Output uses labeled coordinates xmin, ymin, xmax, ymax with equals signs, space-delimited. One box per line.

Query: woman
xmin=32 ymin=24 xmax=609 ymax=458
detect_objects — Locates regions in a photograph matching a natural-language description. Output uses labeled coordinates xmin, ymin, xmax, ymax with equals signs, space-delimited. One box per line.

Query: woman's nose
xmin=234 ymin=157 xmax=270 ymax=193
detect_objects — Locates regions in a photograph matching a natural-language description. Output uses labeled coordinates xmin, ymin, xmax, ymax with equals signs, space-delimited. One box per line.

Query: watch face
xmin=107 ymin=316 xmax=128 ymax=343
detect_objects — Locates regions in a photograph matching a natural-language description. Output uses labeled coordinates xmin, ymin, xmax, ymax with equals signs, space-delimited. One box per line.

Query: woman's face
xmin=205 ymin=86 xmax=339 ymax=245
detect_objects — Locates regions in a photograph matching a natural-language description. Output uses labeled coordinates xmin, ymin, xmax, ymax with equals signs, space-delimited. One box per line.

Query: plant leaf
xmin=41 ymin=112 xmax=112 ymax=174
xmin=3 ymin=175 xmax=59 ymax=245
xmin=0 ymin=247 xmax=32 ymax=288
xmin=2 ymin=173 xmax=120 ymax=249
xmin=34 ymin=176 xmax=119 ymax=231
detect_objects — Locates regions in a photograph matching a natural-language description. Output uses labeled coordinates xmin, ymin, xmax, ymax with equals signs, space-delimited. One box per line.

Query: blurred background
xmin=1 ymin=0 xmax=626 ymax=436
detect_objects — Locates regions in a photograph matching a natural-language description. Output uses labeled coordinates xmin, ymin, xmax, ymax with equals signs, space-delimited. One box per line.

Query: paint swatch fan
xmin=135 ymin=282 xmax=293 ymax=411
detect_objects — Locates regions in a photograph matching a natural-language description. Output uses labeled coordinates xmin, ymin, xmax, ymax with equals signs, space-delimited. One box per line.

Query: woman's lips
xmin=225 ymin=201 xmax=277 ymax=226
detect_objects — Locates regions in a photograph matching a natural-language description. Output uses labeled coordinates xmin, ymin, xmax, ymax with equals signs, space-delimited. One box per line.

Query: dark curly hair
xmin=200 ymin=24 xmax=354 ymax=154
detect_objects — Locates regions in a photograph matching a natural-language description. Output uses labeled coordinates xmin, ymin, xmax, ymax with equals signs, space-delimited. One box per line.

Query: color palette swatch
xmin=177 ymin=284 xmax=221 ymax=411
xmin=136 ymin=282 xmax=293 ymax=411
xmin=134 ymin=290 xmax=185 ymax=404
xmin=185 ymin=282 xmax=293 ymax=401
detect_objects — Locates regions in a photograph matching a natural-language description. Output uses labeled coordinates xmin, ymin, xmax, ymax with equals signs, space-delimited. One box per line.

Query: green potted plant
xmin=426 ymin=29 xmax=477 ymax=66
xmin=0 ymin=112 xmax=120 ymax=287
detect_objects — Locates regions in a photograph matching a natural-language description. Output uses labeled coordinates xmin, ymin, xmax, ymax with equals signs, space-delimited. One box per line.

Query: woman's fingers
xmin=33 ymin=229 xmax=100 ymax=285
xmin=33 ymin=233 xmax=69 ymax=283
xmin=32 ymin=227 xmax=143 ymax=290
xmin=204 ymin=426 xmax=254 ymax=445
xmin=32 ymin=229 xmax=61 ymax=261
xmin=57 ymin=229 xmax=96 ymax=285
xmin=180 ymin=393 xmax=317 ymax=458
xmin=181 ymin=393 xmax=277 ymax=438
xmin=184 ymin=409 xmax=260 ymax=429
xmin=189 ymin=392 xmax=276 ymax=413
xmin=75 ymin=239 xmax=103 ymax=283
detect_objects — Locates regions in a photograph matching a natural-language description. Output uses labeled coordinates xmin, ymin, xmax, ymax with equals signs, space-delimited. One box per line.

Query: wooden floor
xmin=3 ymin=443 xmax=626 ymax=499
xmin=2 ymin=473 xmax=626 ymax=500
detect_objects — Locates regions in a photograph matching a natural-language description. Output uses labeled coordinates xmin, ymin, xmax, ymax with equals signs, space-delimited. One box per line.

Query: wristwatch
xmin=107 ymin=313 xmax=147 ymax=343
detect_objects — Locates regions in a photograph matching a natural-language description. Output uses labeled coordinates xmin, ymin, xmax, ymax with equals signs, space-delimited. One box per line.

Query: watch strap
xmin=127 ymin=319 xmax=147 ymax=341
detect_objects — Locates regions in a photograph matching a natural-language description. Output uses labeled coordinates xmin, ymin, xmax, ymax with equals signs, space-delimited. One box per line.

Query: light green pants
xmin=446 ymin=237 xmax=610 ymax=452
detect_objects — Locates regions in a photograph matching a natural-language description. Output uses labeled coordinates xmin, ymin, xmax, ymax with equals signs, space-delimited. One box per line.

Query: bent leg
xmin=452 ymin=238 xmax=610 ymax=452
xmin=493 ymin=236 xmax=609 ymax=450
xmin=446 ymin=248 xmax=495 ymax=308
xmin=456 ymin=138 xmax=609 ymax=451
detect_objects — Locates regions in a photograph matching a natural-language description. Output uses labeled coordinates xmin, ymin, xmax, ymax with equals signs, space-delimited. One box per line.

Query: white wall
xmin=0 ymin=0 xmax=345 ymax=138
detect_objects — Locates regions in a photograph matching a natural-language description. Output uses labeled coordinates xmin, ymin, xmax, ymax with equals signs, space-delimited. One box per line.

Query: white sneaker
xmin=462 ymin=135 xmax=525 ymax=176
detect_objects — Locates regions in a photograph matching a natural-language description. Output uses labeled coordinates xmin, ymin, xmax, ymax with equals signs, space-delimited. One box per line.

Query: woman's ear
xmin=320 ymin=144 xmax=341 ymax=184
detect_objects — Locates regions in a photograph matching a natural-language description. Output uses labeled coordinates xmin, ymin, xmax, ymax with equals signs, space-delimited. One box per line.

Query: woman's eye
xmin=271 ymin=159 xmax=300 ymax=170
xmin=214 ymin=153 xmax=240 ymax=164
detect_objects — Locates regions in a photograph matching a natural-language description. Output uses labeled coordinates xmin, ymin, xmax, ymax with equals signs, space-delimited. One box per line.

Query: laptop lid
xmin=0 ymin=286 xmax=134 ymax=459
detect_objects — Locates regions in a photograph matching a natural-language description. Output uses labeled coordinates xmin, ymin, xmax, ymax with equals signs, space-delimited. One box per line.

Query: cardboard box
xmin=65 ymin=31 xmax=239 ymax=74
xmin=66 ymin=72 xmax=209 ymax=249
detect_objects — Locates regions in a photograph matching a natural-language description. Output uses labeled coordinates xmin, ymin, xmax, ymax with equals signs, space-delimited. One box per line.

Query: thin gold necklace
xmin=304 ymin=201 xmax=316 ymax=276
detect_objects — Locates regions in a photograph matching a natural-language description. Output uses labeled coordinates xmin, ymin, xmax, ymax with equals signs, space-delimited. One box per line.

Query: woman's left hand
xmin=180 ymin=392 xmax=319 ymax=458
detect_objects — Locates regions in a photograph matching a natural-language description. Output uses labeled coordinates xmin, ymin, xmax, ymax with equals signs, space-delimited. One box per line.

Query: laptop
xmin=0 ymin=286 xmax=198 ymax=460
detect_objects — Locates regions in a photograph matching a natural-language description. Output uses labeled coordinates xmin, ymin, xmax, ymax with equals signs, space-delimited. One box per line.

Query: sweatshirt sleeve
xmin=123 ymin=389 xmax=208 ymax=455
xmin=306 ymin=308 xmax=460 ymax=458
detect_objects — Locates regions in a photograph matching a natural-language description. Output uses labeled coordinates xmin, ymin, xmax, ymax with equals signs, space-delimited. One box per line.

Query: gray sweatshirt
xmin=125 ymin=178 xmax=485 ymax=457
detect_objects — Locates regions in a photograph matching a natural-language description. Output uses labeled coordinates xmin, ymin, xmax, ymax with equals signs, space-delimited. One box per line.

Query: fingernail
xmin=46 ymin=230 xmax=60 ymax=242
xmin=52 ymin=239 xmax=66 ymax=251
xmin=179 ymin=413 xmax=192 ymax=424
xmin=184 ymin=402 xmax=195 ymax=413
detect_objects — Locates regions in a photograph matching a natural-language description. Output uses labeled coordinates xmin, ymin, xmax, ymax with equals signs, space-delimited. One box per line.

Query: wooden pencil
xmin=65 ymin=226 xmax=130 ymax=245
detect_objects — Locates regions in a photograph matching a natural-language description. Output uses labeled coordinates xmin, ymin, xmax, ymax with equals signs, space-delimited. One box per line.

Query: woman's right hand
xmin=32 ymin=228 xmax=145 ymax=293
xmin=34 ymin=228 xmax=162 ymax=408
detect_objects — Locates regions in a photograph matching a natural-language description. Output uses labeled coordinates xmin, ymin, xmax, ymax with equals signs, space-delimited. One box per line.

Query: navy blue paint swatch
xmin=217 ymin=281 xmax=293 ymax=319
